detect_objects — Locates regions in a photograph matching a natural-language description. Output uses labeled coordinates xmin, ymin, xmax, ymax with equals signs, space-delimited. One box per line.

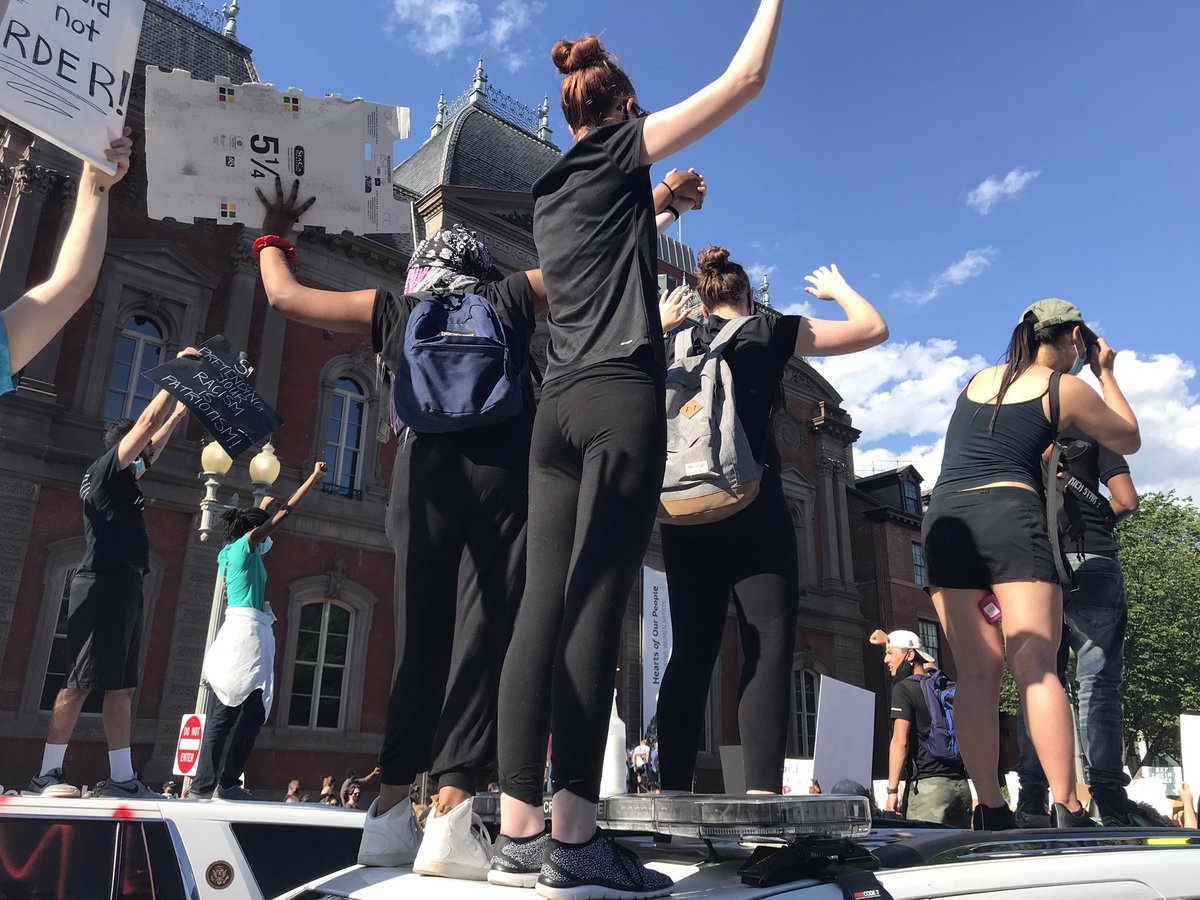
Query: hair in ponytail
xmin=696 ymin=245 xmax=751 ymax=312
xmin=989 ymin=313 xmax=1086 ymax=430
xmin=219 ymin=506 xmax=271 ymax=543
xmin=552 ymin=35 xmax=636 ymax=133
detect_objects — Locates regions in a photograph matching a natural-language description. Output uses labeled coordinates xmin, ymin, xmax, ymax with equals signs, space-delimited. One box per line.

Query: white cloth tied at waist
xmin=202 ymin=605 xmax=276 ymax=714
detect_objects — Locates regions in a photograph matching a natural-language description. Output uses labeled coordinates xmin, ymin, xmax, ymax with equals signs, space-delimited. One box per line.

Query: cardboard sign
xmin=812 ymin=675 xmax=875 ymax=792
xmin=0 ymin=0 xmax=143 ymax=173
xmin=781 ymin=758 xmax=816 ymax=796
xmin=145 ymin=335 xmax=283 ymax=458
xmin=641 ymin=567 xmax=673 ymax=735
xmin=173 ymin=713 xmax=205 ymax=777
xmin=144 ymin=67 xmax=413 ymax=236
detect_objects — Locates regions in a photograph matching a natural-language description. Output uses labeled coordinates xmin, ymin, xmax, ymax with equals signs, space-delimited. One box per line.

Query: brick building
xmin=0 ymin=1 xmax=872 ymax=794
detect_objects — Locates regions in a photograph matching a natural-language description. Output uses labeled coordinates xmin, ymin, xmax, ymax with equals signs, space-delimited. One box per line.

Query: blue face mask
xmin=259 ymin=537 xmax=273 ymax=556
xmin=1069 ymin=353 xmax=1087 ymax=377
xmin=132 ymin=458 xmax=146 ymax=478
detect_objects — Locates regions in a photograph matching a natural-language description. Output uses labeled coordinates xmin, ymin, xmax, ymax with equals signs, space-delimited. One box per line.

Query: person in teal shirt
xmin=192 ymin=460 xmax=326 ymax=801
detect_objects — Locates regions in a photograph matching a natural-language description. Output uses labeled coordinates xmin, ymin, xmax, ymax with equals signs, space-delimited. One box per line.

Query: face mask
xmin=891 ymin=659 xmax=915 ymax=684
xmin=259 ymin=537 xmax=273 ymax=556
xmin=132 ymin=458 xmax=146 ymax=478
xmin=1069 ymin=353 xmax=1087 ymax=377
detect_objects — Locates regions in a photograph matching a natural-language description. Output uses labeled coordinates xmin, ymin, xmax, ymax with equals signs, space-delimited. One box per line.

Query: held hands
xmin=84 ymin=128 xmax=135 ymax=191
xmin=803 ymin=264 xmax=853 ymax=302
xmin=664 ymin=168 xmax=707 ymax=212
xmin=659 ymin=285 xmax=691 ymax=333
xmin=257 ymin=175 xmax=316 ymax=238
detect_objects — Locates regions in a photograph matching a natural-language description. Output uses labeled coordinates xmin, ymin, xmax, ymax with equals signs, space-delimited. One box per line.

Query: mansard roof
xmin=139 ymin=1 xmax=258 ymax=84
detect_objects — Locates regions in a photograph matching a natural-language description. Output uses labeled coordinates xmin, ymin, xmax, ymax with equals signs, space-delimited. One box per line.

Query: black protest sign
xmin=145 ymin=336 xmax=283 ymax=458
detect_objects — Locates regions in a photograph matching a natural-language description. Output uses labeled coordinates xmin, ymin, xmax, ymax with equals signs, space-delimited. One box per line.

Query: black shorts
xmin=922 ymin=487 xmax=1059 ymax=589
xmin=65 ymin=568 xmax=145 ymax=691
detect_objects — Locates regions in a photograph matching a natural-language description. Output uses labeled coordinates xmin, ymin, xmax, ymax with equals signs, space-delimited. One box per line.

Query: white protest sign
xmin=641 ymin=567 xmax=673 ymax=736
xmin=144 ymin=68 xmax=413 ymax=236
xmin=811 ymin=675 xmax=874 ymax=792
xmin=1181 ymin=714 xmax=1200 ymax=784
xmin=781 ymin=758 xmax=815 ymax=796
xmin=0 ymin=0 xmax=144 ymax=173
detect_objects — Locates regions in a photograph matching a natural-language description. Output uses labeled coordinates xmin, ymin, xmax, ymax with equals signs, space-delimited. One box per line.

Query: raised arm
xmin=248 ymin=461 xmax=327 ymax=549
xmin=2 ymin=132 xmax=134 ymax=372
xmin=143 ymin=401 xmax=190 ymax=466
xmin=1060 ymin=340 xmax=1140 ymax=455
xmin=117 ymin=348 xmax=200 ymax=470
xmin=794 ymin=265 xmax=889 ymax=357
xmin=255 ymin=177 xmax=374 ymax=333
xmin=641 ymin=0 xmax=784 ymax=164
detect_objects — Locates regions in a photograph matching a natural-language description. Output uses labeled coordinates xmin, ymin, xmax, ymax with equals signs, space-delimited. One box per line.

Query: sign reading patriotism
xmin=0 ymin=0 xmax=144 ymax=174
xmin=145 ymin=335 xmax=283 ymax=458
xmin=641 ymin=567 xmax=673 ymax=736
xmin=173 ymin=713 xmax=205 ymax=777
xmin=144 ymin=67 xmax=413 ymax=236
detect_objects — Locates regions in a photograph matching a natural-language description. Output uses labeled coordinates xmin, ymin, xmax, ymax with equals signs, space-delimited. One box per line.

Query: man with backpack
xmin=883 ymin=629 xmax=971 ymax=828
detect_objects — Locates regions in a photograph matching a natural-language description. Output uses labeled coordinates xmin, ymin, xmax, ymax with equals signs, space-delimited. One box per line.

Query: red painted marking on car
xmin=112 ymin=804 xmax=135 ymax=819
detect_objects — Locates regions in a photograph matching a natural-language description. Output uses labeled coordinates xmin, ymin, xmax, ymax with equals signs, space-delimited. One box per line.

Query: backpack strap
xmin=1047 ymin=371 xmax=1062 ymax=436
xmin=674 ymin=325 xmax=698 ymax=362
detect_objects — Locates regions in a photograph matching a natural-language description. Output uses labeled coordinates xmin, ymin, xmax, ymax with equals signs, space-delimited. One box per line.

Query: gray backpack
xmin=658 ymin=318 xmax=762 ymax=525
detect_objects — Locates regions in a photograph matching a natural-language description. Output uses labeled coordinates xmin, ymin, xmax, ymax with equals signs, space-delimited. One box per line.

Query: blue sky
xmin=235 ymin=0 xmax=1200 ymax=497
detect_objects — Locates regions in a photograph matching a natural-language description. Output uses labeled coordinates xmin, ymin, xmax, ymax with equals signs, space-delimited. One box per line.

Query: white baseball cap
xmin=886 ymin=629 xmax=936 ymax=664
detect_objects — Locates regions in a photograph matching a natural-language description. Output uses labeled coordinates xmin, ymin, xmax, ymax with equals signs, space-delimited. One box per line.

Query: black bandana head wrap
xmin=406 ymin=223 xmax=499 ymax=289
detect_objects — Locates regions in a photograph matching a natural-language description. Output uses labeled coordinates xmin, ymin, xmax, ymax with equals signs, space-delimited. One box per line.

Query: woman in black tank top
xmin=922 ymin=299 xmax=1140 ymax=830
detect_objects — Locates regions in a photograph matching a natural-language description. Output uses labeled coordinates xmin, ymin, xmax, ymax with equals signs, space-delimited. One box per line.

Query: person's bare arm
xmin=255 ymin=176 xmax=374 ymax=332
xmin=1181 ymin=783 xmax=1197 ymax=829
xmin=641 ymin=0 xmax=784 ymax=164
xmin=794 ymin=265 xmax=889 ymax=357
xmin=3 ymin=133 xmax=134 ymax=371
xmin=117 ymin=348 xmax=199 ymax=468
xmin=248 ymin=461 xmax=327 ymax=549
xmin=1105 ymin=472 xmax=1139 ymax=522
xmin=143 ymin=401 xmax=189 ymax=466
xmin=1060 ymin=340 xmax=1139 ymax=455
xmin=887 ymin=719 xmax=910 ymax=813
xmin=524 ymin=269 xmax=549 ymax=317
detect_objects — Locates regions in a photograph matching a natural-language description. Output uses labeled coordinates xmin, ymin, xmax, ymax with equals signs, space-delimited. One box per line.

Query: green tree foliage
xmin=1117 ymin=491 xmax=1200 ymax=771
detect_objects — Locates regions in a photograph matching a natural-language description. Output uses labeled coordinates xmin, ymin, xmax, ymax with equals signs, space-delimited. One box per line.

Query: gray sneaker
xmin=91 ymin=777 xmax=159 ymax=800
xmin=488 ymin=829 xmax=550 ymax=888
xmin=22 ymin=768 xmax=81 ymax=798
xmin=213 ymin=784 xmax=264 ymax=802
xmin=537 ymin=831 xmax=673 ymax=900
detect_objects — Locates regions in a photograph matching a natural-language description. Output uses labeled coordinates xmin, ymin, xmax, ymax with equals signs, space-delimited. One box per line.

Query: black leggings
xmin=498 ymin=360 xmax=666 ymax=806
xmin=379 ymin=419 xmax=530 ymax=792
xmin=192 ymin=689 xmax=266 ymax=794
xmin=656 ymin=469 xmax=800 ymax=793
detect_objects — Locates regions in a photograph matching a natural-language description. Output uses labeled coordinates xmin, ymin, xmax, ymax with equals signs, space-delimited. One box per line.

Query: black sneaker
xmin=971 ymin=802 xmax=1017 ymax=831
xmin=536 ymin=830 xmax=673 ymax=900
xmin=1014 ymin=797 xmax=1052 ymax=829
xmin=22 ymin=768 xmax=81 ymax=798
xmin=1052 ymin=802 xmax=1098 ymax=828
xmin=90 ymin=777 xmax=159 ymax=800
xmin=1092 ymin=788 xmax=1173 ymax=827
xmin=488 ymin=830 xmax=550 ymax=888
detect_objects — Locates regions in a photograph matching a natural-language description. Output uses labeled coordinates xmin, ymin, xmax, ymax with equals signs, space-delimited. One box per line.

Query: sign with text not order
xmin=144 ymin=67 xmax=412 ymax=236
xmin=0 ymin=0 xmax=144 ymax=173
xmin=173 ymin=713 xmax=205 ymax=777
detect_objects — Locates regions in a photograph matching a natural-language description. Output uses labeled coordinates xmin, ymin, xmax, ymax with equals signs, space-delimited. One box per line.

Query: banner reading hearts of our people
xmin=145 ymin=335 xmax=284 ymax=458
xmin=642 ymin=567 xmax=673 ymax=736
xmin=143 ymin=67 xmax=413 ymax=236
xmin=0 ymin=0 xmax=145 ymax=174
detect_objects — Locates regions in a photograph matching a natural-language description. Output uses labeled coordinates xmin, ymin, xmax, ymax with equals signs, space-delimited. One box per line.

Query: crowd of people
xmin=6 ymin=0 xmax=1188 ymax=898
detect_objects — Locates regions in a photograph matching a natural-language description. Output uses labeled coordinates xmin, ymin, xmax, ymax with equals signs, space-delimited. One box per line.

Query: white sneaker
xmin=413 ymin=797 xmax=493 ymax=881
xmin=358 ymin=797 xmax=423 ymax=868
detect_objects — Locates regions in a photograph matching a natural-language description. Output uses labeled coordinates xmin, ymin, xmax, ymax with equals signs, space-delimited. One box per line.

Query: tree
xmin=1117 ymin=491 xmax=1200 ymax=772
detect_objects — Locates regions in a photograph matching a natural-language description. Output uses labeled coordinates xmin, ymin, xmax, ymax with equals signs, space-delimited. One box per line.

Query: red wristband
xmin=253 ymin=234 xmax=297 ymax=266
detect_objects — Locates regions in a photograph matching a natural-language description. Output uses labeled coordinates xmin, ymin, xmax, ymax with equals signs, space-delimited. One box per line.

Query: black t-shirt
xmin=1058 ymin=425 xmax=1129 ymax=554
xmin=532 ymin=118 xmax=663 ymax=382
xmin=79 ymin=446 xmax=149 ymax=573
xmin=890 ymin=676 xmax=966 ymax=782
xmin=666 ymin=314 xmax=802 ymax=468
xmin=371 ymin=272 xmax=539 ymax=429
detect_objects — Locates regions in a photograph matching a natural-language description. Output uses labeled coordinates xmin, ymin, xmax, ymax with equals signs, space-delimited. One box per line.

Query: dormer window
xmin=902 ymin=479 xmax=920 ymax=514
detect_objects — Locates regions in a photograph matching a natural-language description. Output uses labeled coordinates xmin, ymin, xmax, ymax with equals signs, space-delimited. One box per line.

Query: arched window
xmin=793 ymin=668 xmax=820 ymax=758
xmin=105 ymin=315 xmax=166 ymax=422
xmin=324 ymin=377 xmax=367 ymax=498
xmin=287 ymin=601 xmax=353 ymax=729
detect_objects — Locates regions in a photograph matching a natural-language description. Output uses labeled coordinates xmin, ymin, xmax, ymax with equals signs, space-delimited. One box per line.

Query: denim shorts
xmin=922 ymin=487 xmax=1060 ymax=589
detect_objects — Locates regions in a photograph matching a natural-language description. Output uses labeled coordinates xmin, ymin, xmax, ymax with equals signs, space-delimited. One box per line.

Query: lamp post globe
xmin=200 ymin=440 xmax=234 ymax=476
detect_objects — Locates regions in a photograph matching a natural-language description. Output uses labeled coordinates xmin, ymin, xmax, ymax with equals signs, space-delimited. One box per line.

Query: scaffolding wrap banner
xmin=144 ymin=67 xmax=413 ymax=236
xmin=0 ymin=0 xmax=145 ymax=174
xmin=642 ymin=566 xmax=673 ymax=737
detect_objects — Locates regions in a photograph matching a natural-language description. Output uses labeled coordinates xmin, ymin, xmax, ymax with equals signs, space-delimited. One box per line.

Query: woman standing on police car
xmin=922 ymin=299 xmax=1139 ymax=830
xmin=491 ymin=3 xmax=789 ymax=897
xmin=655 ymin=249 xmax=886 ymax=797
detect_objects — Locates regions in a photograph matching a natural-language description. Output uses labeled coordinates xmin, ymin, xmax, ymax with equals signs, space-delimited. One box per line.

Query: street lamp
xmin=188 ymin=438 xmax=282 ymax=791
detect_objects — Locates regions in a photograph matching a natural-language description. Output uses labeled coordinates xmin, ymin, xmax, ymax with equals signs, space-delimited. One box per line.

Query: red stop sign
xmin=175 ymin=714 xmax=204 ymax=776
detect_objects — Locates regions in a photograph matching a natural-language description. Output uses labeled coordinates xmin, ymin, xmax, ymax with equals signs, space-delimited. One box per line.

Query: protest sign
xmin=641 ymin=567 xmax=673 ymax=735
xmin=781 ymin=758 xmax=815 ymax=796
xmin=0 ymin=0 xmax=144 ymax=173
xmin=145 ymin=335 xmax=283 ymax=458
xmin=144 ymin=67 xmax=413 ymax=236
xmin=812 ymin=675 xmax=874 ymax=792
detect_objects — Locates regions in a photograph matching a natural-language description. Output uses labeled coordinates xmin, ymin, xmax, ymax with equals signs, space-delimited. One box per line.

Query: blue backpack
xmin=909 ymin=669 xmax=961 ymax=762
xmin=391 ymin=291 xmax=523 ymax=433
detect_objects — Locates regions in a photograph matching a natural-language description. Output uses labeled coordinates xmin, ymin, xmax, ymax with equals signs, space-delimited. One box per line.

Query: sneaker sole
xmin=534 ymin=883 xmax=672 ymax=900
xmin=488 ymin=869 xmax=540 ymax=889
xmin=21 ymin=786 xmax=81 ymax=798
xmin=414 ymin=858 xmax=490 ymax=880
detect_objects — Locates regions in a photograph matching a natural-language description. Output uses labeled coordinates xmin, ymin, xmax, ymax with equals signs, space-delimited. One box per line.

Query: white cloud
xmin=891 ymin=247 xmax=997 ymax=305
xmin=746 ymin=262 xmax=776 ymax=285
xmin=777 ymin=300 xmax=816 ymax=318
xmin=812 ymin=341 xmax=1200 ymax=501
xmin=388 ymin=0 xmax=542 ymax=69
xmin=967 ymin=167 xmax=1042 ymax=215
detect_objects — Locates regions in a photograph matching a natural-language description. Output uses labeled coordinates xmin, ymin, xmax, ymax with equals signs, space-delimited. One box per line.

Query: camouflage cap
xmin=1020 ymin=298 xmax=1084 ymax=333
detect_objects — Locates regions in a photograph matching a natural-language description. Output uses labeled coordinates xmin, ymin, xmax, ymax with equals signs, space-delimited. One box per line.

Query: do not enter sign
xmin=173 ymin=713 xmax=206 ymax=777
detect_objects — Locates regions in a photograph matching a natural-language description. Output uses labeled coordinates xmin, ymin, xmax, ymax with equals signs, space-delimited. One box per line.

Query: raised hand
xmin=803 ymin=264 xmax=853 ymax=302
xmin=664 ymin=168 xmax=707 ymax=211
xmin=256 ymin=175 xmax=316 ymax=238
xmin=85 ymin=128 xmax=135 ymax=191
xmin=659 ymin=284 xmax=691 ymax=333
xmin=1090 ymin=337 xmax=1118 ymax=377
xmin=313 ymin=460 xmax=329 ymax=477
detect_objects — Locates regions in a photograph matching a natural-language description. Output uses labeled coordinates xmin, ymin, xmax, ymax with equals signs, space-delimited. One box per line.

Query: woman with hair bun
xmin=655 ymin=249 xmax=887 ymax=798
xmin=191 ymin=460 xmax=326 ymax=801
xmin=493 ymin=5 xmax=789 ymax=896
